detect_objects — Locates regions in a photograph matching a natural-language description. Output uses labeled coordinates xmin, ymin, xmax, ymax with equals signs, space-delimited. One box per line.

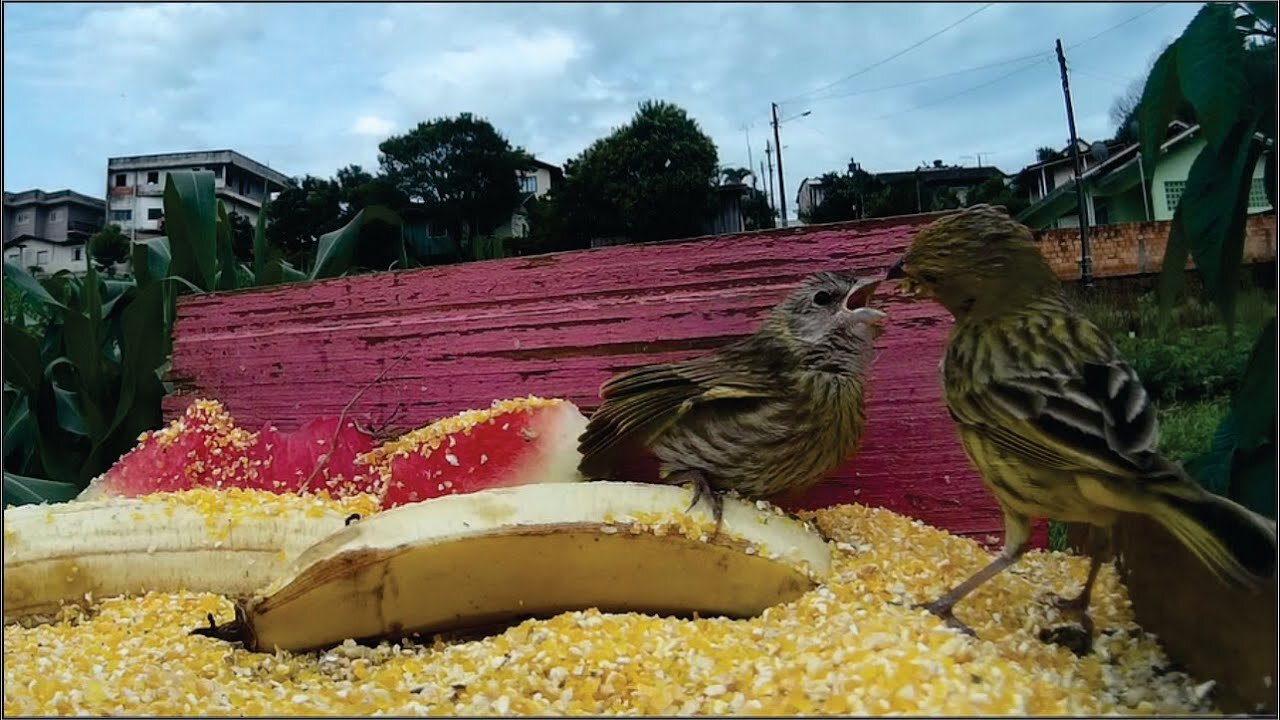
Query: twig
xmin=298 ymin=350 xmax=412 ymax=493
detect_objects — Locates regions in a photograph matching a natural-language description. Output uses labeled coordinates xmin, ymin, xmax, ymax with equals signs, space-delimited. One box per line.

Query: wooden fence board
xmin=168 ymin=213 xmax=1048 ymax=547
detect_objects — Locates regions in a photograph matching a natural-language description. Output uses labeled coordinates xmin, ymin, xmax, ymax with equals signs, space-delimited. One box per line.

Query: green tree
xmin=741 ymin=187 xmax=776 ymax=231
xmin=803 ymin=160 xmax=884 ymax=224
xmin=264 ymin=175 xmax=343 ymax=265
xmin=720 ymin=166 xmax=753 ymax=185
xmin=378 ymin=114 xmax=532 ymax=248
xmin=1134 ymin=1 xmax=1276 ymax=517
xmin=966 ymin=176 xmax=1030 ymax=217
xmin=558 ymin=100 xmax=720 ymax=245
xmin=226 ymin=211 xmax=255 ymax=263
xmin=87 ymin=223 xmax=129 ymax=272
xmin=1035 ymin=146 xmax=1060 ymax=163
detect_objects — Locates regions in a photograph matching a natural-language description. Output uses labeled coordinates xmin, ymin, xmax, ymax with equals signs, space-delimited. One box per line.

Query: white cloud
xmin=379 ymin=27 xmax=582 ymax=116
xmin=352 ymin=115 xmax=395 ymax=137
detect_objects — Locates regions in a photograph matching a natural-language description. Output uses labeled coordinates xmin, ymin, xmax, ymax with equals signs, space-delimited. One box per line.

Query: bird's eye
xmin=812 ymin=290 xmax=834 ymax=306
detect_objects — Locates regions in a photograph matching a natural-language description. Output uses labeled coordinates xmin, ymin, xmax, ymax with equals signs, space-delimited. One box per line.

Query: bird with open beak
xmin=578 ymin=271 xmax=886 ymax=530
xmin=885 ymin=204 xmax=1276 ymax=650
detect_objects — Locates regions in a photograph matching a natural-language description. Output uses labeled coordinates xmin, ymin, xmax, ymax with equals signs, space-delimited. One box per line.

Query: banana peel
xmin=3 ymin=491 xmax=374 ymax=623
xmin=199 ymin=482 xmax=833 ymax=653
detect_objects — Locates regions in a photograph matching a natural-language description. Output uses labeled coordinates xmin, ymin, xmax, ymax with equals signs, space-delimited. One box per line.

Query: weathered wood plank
xmin=168 ymin=213 xmax=1049 ymax=547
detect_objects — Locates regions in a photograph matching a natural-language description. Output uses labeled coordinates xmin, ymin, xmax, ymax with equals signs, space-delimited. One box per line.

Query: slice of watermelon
xmin=358 ymin=396 xmax=589 ymax=508
xmin=251 ymin=417 xmax=378 ymax=497
xmin=79 ymin=399 xmax=266 ymax=500
xmin=80 ymin=400 xmax=379 ymax=501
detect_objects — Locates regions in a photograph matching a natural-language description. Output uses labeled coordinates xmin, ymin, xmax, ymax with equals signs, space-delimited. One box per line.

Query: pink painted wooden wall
xmin=167 ymin=213 xmax=1049 ymax=548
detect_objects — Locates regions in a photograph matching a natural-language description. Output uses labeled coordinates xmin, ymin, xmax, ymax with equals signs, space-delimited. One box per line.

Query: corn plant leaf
xmin=132 ymin=236 xmax=172 ymax=288
xmin=163 ymin=170 xmax=219 ymax=290
xmin=3 ymin=322 xmax=43 ymax=396
xmin=1175 ymin=3 xmax=1249 ymax=151
xmin=2 ymin=394 xmax=37 ymax=471
xmin=310 ymin=206 xmax=403 ymax=281
xmin=1229 ymin=443 xmax=1277 ymax=520
xmin=1137 ymin=42 xmax=1181 ymax=174
xmin=52 ymin=384 xmax=88 ymax=436
xmin=3 ymin=260 xmax=66 ymax=311
xmin=1161 ymin=123 xmax=1260 ymax=327
xmin=1245 ymin=1 xmax=1276 ymax=29
xmin=2 ymin=472 xmax=81 ymax=506
xmin=1229 ymin=316 xmax=1276 ymax=452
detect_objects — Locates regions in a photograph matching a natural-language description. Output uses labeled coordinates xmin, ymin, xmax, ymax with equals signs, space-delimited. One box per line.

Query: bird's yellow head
xmin=885 ymin=204 xmax=1058 ymax=318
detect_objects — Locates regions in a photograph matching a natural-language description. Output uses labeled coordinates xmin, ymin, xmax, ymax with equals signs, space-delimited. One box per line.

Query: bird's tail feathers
xmin=1149 ymin=489 xmax=1277 ymax=589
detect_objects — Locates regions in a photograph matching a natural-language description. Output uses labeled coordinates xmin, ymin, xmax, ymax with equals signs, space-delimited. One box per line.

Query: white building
xmin=3 ymin=189 xmax=105 ymax=275
xmin=106 ymin=150 xmax=291 ymax=239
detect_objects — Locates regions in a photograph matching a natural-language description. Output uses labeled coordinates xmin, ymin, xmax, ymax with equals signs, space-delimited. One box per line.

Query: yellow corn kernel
xmin=3 ymin=497 xmax=1219 ymax=716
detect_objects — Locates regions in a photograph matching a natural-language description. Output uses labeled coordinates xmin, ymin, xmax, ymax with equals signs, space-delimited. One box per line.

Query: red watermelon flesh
xmin=251 ymin=417 xmax=378 ymax=497
xmin=79 ymin=399 xmax=380 ymax=501
xmin=78 ymin=399 xmax=267 ymax=500
xmin=358 ymin=396 xmax=589 ymax=508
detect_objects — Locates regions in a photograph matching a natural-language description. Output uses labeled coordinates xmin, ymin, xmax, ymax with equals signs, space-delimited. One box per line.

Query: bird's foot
xmin=1048 ymin=591 xmax=1089 ymax=614
xmin=916 ymin=599 xmax=977 ymax=637
xmin=683 ymin=473 xmax=725 ymax=538
xmin=1039 ymin=617 xmax=1094 ymax=656
xmin=1040 ymin=592 xmax=1095 ymax=655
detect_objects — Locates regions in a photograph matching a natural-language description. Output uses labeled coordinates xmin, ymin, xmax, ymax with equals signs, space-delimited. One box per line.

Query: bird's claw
xmin=684 ymin=475 xmax=725 ymax=537
xmin=916 ymin=600 xmax=977 ymax=637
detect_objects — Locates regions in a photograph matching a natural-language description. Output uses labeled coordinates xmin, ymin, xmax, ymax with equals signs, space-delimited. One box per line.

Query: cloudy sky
xmin=4 ymin=2 xmax=1199 ymax=218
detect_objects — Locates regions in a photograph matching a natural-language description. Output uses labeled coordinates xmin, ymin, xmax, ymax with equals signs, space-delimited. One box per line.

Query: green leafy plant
xmin=3 ymin=170 xmax=405 ymax=505
xmin=1135 ymin=1 xmax=1277 ymax=518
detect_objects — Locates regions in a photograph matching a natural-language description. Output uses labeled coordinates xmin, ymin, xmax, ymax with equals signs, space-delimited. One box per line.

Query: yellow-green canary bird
xmin=886 ymin=204 xmax=1277 ymax=641
xmin=577 ymin=271 xmax=886 ymax=528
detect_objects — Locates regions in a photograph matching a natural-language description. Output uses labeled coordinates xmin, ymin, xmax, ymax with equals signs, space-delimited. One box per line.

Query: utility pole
xmin=1056 ymin=38 xmax=1093 ymax=287
xmin=771 ymin=102 xmax=788 ymax=227
xmin=743 ymin=125 xmax=755 ymax=186
xmin=764 ymin=141 xmax=777 ymax=221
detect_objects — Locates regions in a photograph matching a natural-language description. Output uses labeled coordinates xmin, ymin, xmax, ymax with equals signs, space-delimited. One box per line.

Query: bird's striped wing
xmin=950 ymin=355 xmax=1167 ymax=480
xmin=577 ymin=354 xmax=780 ymax=479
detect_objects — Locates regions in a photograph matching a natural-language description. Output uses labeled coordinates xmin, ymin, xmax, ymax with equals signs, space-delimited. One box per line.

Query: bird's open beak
xmin=885 ymin=258 xmax=906 ymax=280
xmin=843 ymin=279 xmax=881 ymax=311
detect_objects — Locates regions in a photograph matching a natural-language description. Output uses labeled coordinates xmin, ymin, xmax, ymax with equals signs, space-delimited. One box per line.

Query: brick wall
xmin=1035 ymin=213 xmax=1277 ymax=280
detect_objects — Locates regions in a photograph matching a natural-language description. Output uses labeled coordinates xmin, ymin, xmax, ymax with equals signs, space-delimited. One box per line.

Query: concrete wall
xmin=1036 ymin=213 xmax=1277 ymax=279
xmin=3 ymin=238 xmax=87 ymax=275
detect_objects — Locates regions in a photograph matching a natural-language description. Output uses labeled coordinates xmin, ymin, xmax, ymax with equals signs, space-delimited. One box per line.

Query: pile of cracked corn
xmin=4 ymin=495 xmax=1219 ymax=715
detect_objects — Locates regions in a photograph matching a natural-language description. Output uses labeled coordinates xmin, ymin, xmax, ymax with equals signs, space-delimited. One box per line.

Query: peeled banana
xmin=3 ymin=489 xmax=378 ymax=623
xmin=202 ymin=481 xmax=833 ymax=653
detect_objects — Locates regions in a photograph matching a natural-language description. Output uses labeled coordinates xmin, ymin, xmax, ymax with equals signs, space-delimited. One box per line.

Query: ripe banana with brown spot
xmin=199 ymin=481 xmax=833 ymax=653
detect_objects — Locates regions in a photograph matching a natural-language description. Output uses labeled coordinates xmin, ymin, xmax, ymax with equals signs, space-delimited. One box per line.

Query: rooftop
xmin=3 ymin=188 xmax=105 ymax=209
xmin=107 ymin=149 xmax=291 ymax=187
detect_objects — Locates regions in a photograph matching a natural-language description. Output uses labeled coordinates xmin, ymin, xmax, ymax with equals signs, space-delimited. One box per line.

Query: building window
xmin=74 ymin=247 xmax=83 ymax=261
xmin=15 ymin=210 xmax=32 ymax=223
xmin=110 ymin=209 xmax=132 ymax=222
xmin=115 ymin=173 xmax=128 ymax=188
xmin=1247 ymin=177 xmax=1271 ymax=209
xmin=519 ymin=175 xmax=538 ymax=194
xmin=5 ymin=250 xmax=19 ymax=262
xmin=48 ymin=209 xmax=63 ymax=222
xmin=36 ymin=250 xmax=50 ymax=264
xmin=147 ymin=208 xmax=164 ymax=220
xmin=147 ymin=171 xmax=160 ymax=185
xmin=1163 ymin=180 xmax=1186 ymax=212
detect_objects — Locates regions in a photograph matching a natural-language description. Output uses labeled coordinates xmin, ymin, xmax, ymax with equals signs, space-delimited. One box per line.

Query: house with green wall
xmin=1016 ymin=122 xmax=1273 ymax=230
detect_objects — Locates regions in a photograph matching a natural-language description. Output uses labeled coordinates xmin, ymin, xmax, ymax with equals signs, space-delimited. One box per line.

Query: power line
xmin=806 ymin=49 xmax=1053 ymax=105
xmin=1069 ymin=65 xmax=1133 ymax=89
xmin=1067 ymin=3 xmax=1169 ymax=49
xmin=869 ymin=55 xmax=1055 ymax=122
xmin=779 ymin=3 xmax=994 ymax=106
